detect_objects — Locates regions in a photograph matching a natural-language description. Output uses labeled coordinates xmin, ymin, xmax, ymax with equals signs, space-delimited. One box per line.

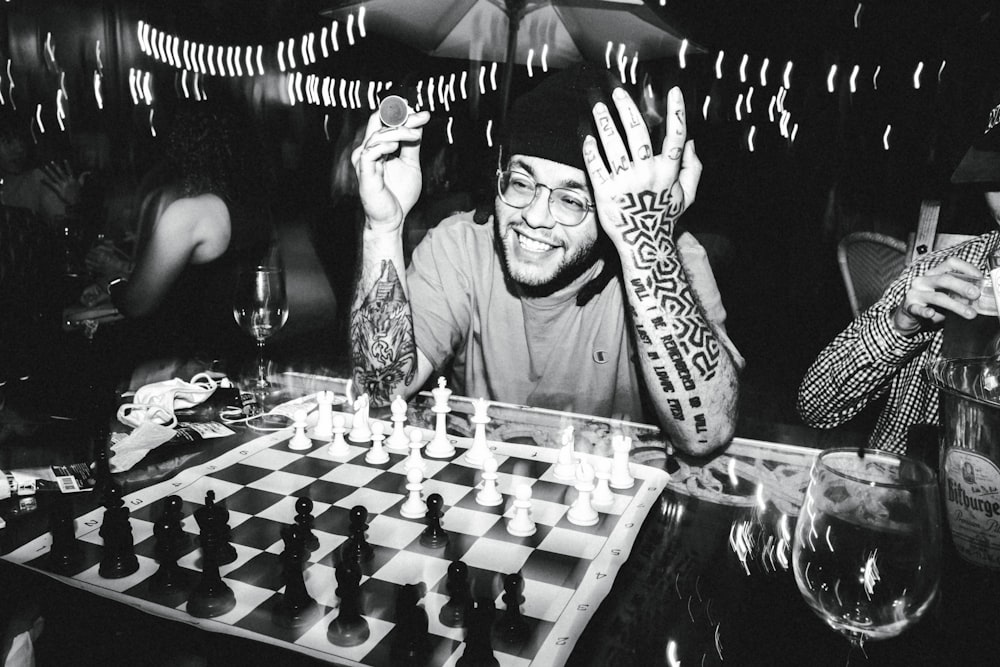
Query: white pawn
xmin=365 ymin=421 xmax=390 ymax=465
xmin=476 ymin=457 xmax=503 ymax=507
xmin=465 ymin=397 xmax=492 ymax=466
xmin=399 ymin=467 xmax=425 ymax=519
xmin=610 ymin=435 xmax=636 ymax=490
xmin=348 ymin=393 xmax=372 ymax=443
xmin=404 ymin=428 xmax=426 ymax=473
xmin=567 ymin=460 xmax=599 ymax=526
xmin=314 ymin=390 xmax=335 ymax=439
xmin=506 ymin=484 xmax=536 ymax=537
xmin=288 ymin=409 xmax=312 ymax=451
xmin=426 ymin=378 xmax=455 ymax=458
xmin=386 ymin=395 xmax=410 ymax=453
xmin=327 ymin=414 xmax=351 ymax=457
xmin=592 ymin=457 xmax=616 ymax=508
xmin=553 ymin=426 xmax=576 ymax=481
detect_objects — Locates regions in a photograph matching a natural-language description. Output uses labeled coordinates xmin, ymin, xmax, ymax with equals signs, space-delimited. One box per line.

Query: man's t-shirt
xmin=407 ymin=212 xmax=742 ymax=422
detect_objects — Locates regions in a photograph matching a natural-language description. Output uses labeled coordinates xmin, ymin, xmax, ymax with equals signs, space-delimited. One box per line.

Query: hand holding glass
xmin=792 ymin=449 xmax=941 ymax=655
xmin=233 ymin=266 xmax=288 ymax=388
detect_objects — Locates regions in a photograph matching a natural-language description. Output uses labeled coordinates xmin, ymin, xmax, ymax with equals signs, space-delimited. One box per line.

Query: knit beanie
xmin=502 ymin=63 xmax=618 ymax=171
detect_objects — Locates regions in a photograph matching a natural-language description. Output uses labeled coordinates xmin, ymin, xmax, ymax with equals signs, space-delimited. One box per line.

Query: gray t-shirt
xmin=407 ymin=212 xmax=742 ymax=422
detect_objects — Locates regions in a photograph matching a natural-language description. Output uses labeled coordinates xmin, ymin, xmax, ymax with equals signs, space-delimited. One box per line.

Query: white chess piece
xmin=399 ymin=467 xmax=426 ymax=519
xmin=476 ymin=456 xmax=503 ymax=507
xmin=567 ymin=460 xmax=599 ymax=526
xmin=404 ymin=428 xmax=426 ymax=473
xmin=386 ymin=395 xmax=410 ymax=453
xmin=610 ymin=435 xmax=636 ymax=490
xmin=553 ymin=426 xmax=576 ymax=481
xmin=426 ymin=377 xmax=455 ymax=458
xmin=327 ymin=414 xmax=350 ymax=457
xmin=506 ymin=484 xmax=536 ymax=537
xmin=592 ymin=457 xmax=616 ymax=508
xmin=365 ymin=421 xmax=390 ymax=465
xmin=314 ymin=390 xmax=335 ymax=439
xmin=288 ymin=409 xmax=312 ymax=451
xmin=348 ymin=393 xmax=372 ymax=443
xmin=465 ymin=397 xmax=492 ymax=466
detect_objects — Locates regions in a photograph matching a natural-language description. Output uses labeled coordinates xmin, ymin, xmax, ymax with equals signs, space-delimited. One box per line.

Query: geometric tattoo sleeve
xmin=615 ymin=189 xmax=721 ymax=381
xmin=350 ymin=260 xmax=417 ymax=404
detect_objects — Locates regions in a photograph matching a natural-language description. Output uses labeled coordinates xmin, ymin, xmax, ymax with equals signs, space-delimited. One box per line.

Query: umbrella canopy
xmin=322 ymin=0 xmax=691 ymax=116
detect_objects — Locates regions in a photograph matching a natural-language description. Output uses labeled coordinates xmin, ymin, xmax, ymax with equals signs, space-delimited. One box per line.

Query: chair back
xmin=837 ymin=231 xmax=907 ymax=317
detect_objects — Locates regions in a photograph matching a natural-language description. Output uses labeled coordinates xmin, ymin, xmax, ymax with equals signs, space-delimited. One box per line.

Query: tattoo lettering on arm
xmin=614 ymin=188 xmax=721 ymax=382
xmin=350 ymin=260 xmax=416 ymax=404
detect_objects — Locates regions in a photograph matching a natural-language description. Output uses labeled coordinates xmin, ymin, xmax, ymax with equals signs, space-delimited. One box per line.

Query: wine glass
xmin=233 ymin=265 xmax=288 ymax=389
xmin=792 ymin=448 xmax=941 ymax=657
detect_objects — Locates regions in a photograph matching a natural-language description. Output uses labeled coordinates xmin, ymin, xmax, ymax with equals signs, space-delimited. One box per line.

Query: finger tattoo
xmin=638 ymin=144 xmax=652 ymax=160
xmin=667 ymin=147 xmax=682 ymax=160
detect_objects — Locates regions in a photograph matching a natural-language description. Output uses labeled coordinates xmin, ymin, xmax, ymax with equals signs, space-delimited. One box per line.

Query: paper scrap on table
xmin=110 ymin=422 xmax=178 ymax=472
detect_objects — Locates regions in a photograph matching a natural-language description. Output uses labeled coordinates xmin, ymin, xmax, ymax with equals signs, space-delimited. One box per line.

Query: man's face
xmin=494 ymin=155 xmax=600 ymax=290
xmin=0 ymin=134 xmax=28 ymax=174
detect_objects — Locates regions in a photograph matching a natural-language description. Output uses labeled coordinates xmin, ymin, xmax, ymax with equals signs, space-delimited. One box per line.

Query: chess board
xmin=3 ymin=396 xmax=669 ymax=667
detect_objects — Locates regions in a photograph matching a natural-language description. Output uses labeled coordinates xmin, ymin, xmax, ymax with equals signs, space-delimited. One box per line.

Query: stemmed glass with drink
xmin=792 ymin=449 xmax=942 ymax=660
xmin=233 ymin=263 xmax=288 ymax=389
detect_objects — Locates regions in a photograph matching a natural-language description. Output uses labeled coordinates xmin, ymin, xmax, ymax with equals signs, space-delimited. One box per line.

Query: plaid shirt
xmin=797 ymin=230 xmax=1000 ymax=454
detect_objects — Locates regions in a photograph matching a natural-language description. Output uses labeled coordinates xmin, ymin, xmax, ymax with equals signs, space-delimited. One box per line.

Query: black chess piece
xmin=187 ymin=492 xmax=237 ymax=618
xmin=149 ymin=513 xmax=189 ymax=603
xmin=47 ymin=494 xmax=82 ymax=574
xmin=340 ymin=505 xmax=374 ymax=563
xmin=294 ymin=496 xmax=320 ymax=552
xmin=327 ymin=557 xmax=370 ymax=646
xmin=159 ymin=495 xmax=192 ymax=554
xmin=98 ymin=482 xmax=140 ymax=579
xmin=419 ymin=493 xmax=448 ymax=549
xmin=272 ymin=524 xmax=319 ymax=628
xmin=439 ymin=560 xmax=471 ymax=628
xmin=200 ymin=491 xmax=237 ymax=565
xmin=456 ymin=598 xmax=499 ymax=667
xmin=497 ymin=572 xmax=530 ymax=645
xmin=391 ymin=583 xmax=431 ymax=666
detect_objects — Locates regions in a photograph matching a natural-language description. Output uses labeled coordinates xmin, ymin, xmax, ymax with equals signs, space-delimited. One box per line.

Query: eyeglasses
xmin=496 ymin=169 xmax=595 ymax=226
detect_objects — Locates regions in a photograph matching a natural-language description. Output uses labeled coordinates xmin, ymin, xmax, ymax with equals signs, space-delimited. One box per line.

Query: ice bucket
xmin=926 ymin=356 xmax=1000 ymax=570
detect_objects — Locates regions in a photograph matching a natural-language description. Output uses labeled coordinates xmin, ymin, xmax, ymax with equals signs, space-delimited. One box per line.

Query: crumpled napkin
xmin=109 ymin=421 xmax=177 ymax=472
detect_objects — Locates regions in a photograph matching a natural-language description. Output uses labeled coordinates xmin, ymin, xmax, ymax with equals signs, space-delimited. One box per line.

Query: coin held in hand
xmin=379 ymin=95 xmax=409 ymax=128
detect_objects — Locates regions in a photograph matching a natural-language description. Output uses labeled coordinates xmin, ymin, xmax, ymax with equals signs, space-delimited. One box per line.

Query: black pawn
xmin=391 ymin=583 xmax=431 ymax=666
xmin=294 ymin=496 xmax=320 ymax=552
xmin=273 ymin=524 xmax=319 ymax=628
xmin=47 ymin=495 xmax=82 ymax=574
xmin=187 ymin=493 xmax=236 ymax=619
xmin=201 ymin=491 xmax=237 ymax=565
xmin=98 ymin=482 xmax=140 ymax=579
xmin=439 ymin=560 xmax=471 ymax=628
xmin=341 ymin=505 xmax=374 ymax=563
xmin=497 ymin=573 xmax=530 ymax=645
xmin=456 ymin=598 xmax=499 ymax=667
xmin=149 ymin=514 xmax=186 ymax=597
xmin=327 ymin=557 xmax=370 ymax=646
xmin=419 ymin=493 xmax=448 ymax=549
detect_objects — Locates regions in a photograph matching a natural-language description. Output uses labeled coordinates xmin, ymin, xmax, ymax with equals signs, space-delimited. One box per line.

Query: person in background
xmin=348 ymin=64 xmax=742 ymax=457
xmin=81 ymin=100 xmax=273 ymax=369
xmin=797 ymin=87 xmax=1000 ymax=454
xmin=0 ymin=110 xmax=85 ymax=232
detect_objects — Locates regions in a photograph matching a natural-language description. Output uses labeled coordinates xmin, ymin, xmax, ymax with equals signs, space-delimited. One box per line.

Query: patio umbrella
xmin=321 ymin=0 xmax=691 ymax=118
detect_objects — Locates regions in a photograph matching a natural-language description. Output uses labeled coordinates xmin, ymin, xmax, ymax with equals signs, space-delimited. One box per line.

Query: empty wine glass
xmin=792 ymin=449 xmax=941 ymax=659
xmin=233 ymin=265 xmax=288 ymax=388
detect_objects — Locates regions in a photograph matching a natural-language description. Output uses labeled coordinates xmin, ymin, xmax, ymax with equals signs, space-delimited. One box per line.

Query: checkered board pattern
xmin=4 ymin=401 xmax=669 ymax=666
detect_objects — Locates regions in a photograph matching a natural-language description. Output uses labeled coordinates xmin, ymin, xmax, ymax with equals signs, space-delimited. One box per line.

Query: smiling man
xmin=349 ymin=65 xmax=742 ymax=456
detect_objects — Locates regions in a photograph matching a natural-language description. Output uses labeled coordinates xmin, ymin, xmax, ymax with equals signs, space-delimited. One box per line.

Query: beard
xmin=492 ymin=204 xmax=602 ymax=298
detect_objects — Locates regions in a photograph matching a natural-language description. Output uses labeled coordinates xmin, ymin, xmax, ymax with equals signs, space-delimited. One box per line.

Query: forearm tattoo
xmin=350 ymin=260 xmax=416 ymax=404
xmin=613 ymin=187 xmax=722 ymax=386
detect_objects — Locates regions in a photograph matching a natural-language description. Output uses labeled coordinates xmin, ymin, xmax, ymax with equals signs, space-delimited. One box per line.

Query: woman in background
xmin=84 ymin=99 xmax=274 ymax=369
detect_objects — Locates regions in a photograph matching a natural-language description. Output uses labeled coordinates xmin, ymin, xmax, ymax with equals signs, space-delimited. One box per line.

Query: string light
xmin=527 ymin=48 xmax=535 ymax=78
xmin=782 ymin=61 xmax=792 ymax=89
xmin=759 ymin=58 xmax=769 ymax=87
xmin=541 ymin=44 xmax=549 ymax=72
xmin=715 ymin=51 xmax=724 ymax=80
xmin=826 ymin=65 xmax=837 ymax=93
xmin=702 ymin=95 xmax=711 ymax=120
xmin=739 ymin=54 xmax=748 ymax=83
xmin=679 ymin=39 xmax=688 ymax=69
xmin=913 ymin=61 xmax=923 ymax=89
xmin=849 ymin=65 xmax=859 ymax=93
